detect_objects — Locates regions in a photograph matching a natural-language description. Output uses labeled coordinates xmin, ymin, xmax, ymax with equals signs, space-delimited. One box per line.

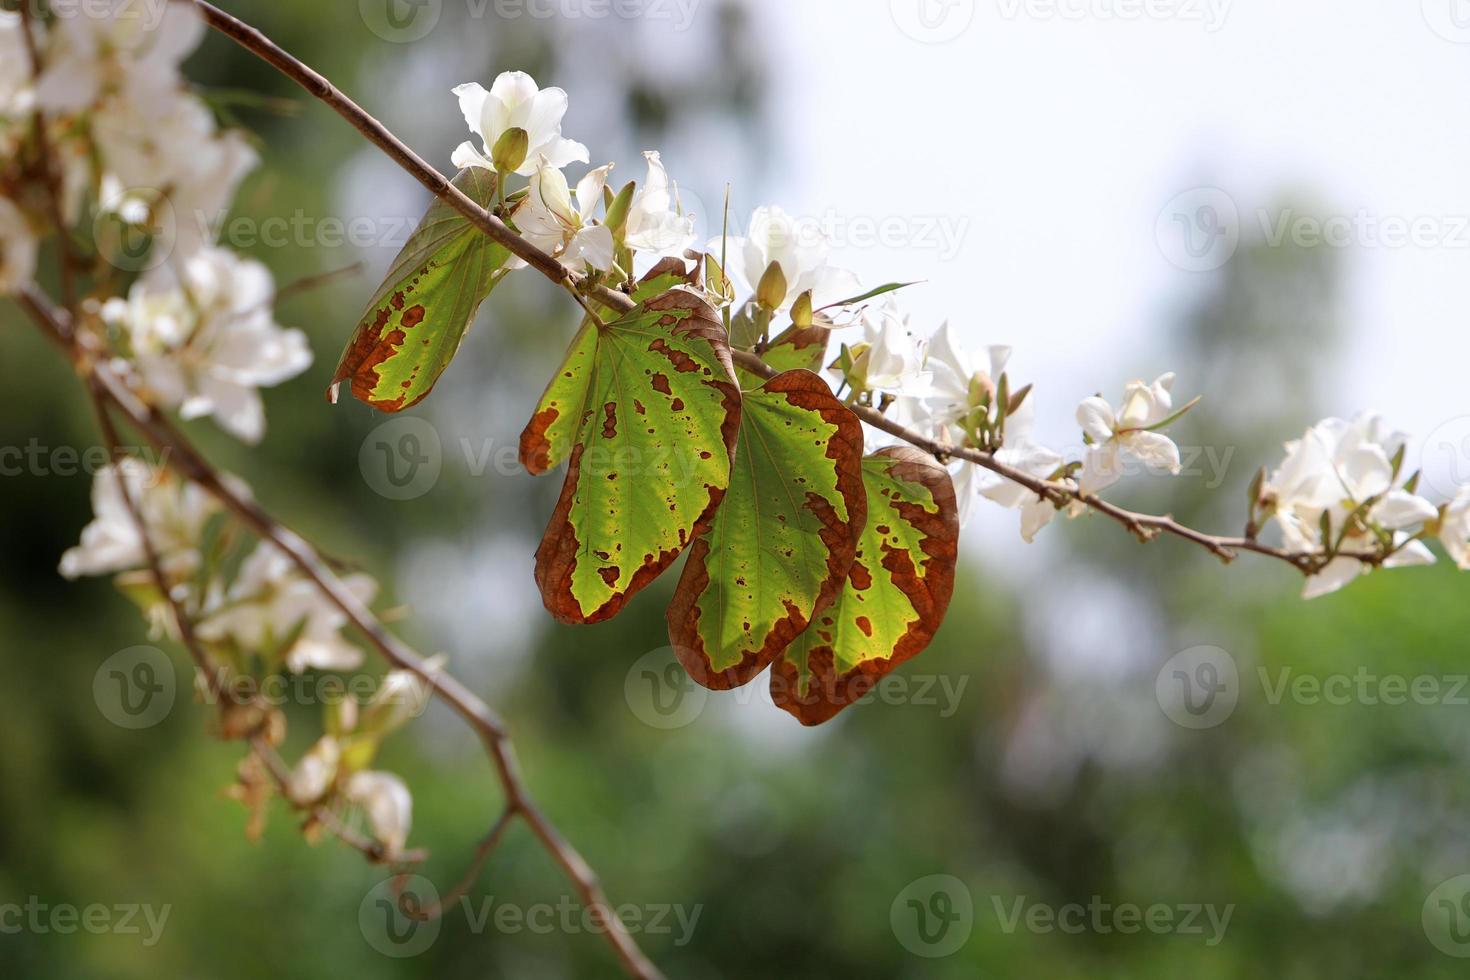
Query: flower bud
xmin=790 ymin=289 xmax=814 ymax=328
xmin=604 ymin=180 xmax=636 ymax=237
xmin=491 ymin=127 xmax=529 ymax=174
xmin=756 ymin=260 xmax=788 ymax=311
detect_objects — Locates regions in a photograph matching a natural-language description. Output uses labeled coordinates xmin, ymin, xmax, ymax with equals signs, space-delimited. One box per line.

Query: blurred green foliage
xmin=2 ymin=4 xmax=1469 ymax=978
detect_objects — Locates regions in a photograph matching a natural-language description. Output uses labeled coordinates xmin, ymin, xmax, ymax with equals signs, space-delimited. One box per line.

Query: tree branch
xmin=174 ymin=0 xmax=1349 ymax=581
xmin=19 ymin=286 xmax=663 ymax=980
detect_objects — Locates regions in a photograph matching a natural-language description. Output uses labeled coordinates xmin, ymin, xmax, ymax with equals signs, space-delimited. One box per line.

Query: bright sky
xmin=741 ymin=0 xmax=1470 ymax=514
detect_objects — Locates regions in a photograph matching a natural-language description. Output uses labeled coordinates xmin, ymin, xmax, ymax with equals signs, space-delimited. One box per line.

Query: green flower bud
xmin=491 ymin=127 xmax=529 ymax=174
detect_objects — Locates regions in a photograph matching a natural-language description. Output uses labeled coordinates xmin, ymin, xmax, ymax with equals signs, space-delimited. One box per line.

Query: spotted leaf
xmin=760 ymin=323 xmax=832 ymax=374
xmin=331 ymin=169 xmax=510 ymax=412
xmin=522 ymin=289 xmax=741 ymax=624
xmin=771 ymin=447 xmax=959 ymax=725
xmin=667 ymin=370 xmax=866 ymax=689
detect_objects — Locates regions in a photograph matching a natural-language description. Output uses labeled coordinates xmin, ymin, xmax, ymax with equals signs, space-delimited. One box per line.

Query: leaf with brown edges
xmin=330 ymin=169 xmax=509 ymax=412
xmin=667 ymin=370 xmax=866 ymax=689
xmin=770 ymin=446 xmax=959 ymax=724
xmin=521 ymin=289 xmax=741 ymax=624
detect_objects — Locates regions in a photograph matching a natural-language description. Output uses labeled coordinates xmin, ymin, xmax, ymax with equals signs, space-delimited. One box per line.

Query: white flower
xmin=59 ymin=459 xmax=217 ymax=580
xmin=510 ymin=162 xmax=614 ymax=272
xmin=843 ymin=298 xmax=931 ymax=397
xmin=93 ymin=90 xmax=258 ymax=254
xmin=623 ymin=151 xmax=695 ymax=258
xmin=0 ymin=11 xmax=35 ymax=137
xmin=1075 ymin=373 xmax=1186 ymax=496
xmin=103 ymin=247 xmax=311 ymax=443
xmin=345 ymin=771 xmax=413 ymax=858
xmin=926 ymin=331 xmax=1064 ymax=535
xmin=1439 ymin=486 xmax=1470 ymax=570
xmin=0 ymin=196 xmax=37 ymax=295
xmin=922 ymin=321 xmax=1028 ymax=449
xmin=451 ymin=71 xmax=589 ymax=178
xmin=1261 ymin=413 xmax=1440 ymax=598
xmin=197 ymin=543 xmax=377 ymax=673
xmin=287 ymin=736 xmax=341 ymax=805
xmin=34 ymin=1 xmax=203 ymax=115
xmin=360 ymin=657 xmax=443 ymax=737
xmin=720 ymin=205 xmax=860 ymax=311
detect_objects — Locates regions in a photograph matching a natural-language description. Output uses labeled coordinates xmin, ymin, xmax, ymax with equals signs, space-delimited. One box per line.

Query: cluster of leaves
xmin=333 ymin=179 xmax=960 ymax=724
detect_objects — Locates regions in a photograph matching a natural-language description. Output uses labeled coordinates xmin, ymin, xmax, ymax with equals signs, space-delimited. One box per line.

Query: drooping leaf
xmin=331 ymin=169 xmax=509 ymax=412
xmin=667 ymin=370 xmax=866 ymax=689
xmin=521 ymin=289 xmax=742 ymax=624
xmin=771 ymin=447 xmax=959 ymax=725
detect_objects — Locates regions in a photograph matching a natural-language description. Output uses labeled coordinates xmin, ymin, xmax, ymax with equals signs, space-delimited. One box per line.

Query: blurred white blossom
xmin=103 ymin=247 xmax=310 ymax=443
xmin=1438 ymin=487 xmax=1470 ymax=570
xmin=34 ymin=0 xmax=203 ymax=114
xmin=360 ymin=657 xmax=443 ymax=737
xmin=1076 ymin=373 xmax=1187 ymax=497
xmin=0 ymin=196 xmax=37 ymax=295
xmin=924 ymin=323 xmax=1014 ymax=435
xmin=1261 ymin=414 xmax=1439 ymax=598
xmin=59 ymin=459 xmax=217 ymax=580
xmin=0 ymin=11 xmax=34 ymax=149
xmin=198 ymin=543 xmax=376 ymax=674
xmin=345 ymin=770 xmax=413 ymax=858
xmin=451 ymin=71 xmax=589 ymax=177
xmin=287 ymin=736 xmax=341 ymax=805
xmin=623 ymin=150 xmax=695 ymax=259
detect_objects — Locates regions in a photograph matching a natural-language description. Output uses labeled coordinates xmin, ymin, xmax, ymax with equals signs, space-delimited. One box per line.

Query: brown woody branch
xmin=186 ymin=0 xmax=1334 ymax=577
xmin=19 ymin=287 xmax=662 ymax=980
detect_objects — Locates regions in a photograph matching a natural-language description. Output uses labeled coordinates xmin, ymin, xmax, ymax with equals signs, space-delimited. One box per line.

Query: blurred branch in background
xmin=11 ymin=283 xmax=664 ymax=980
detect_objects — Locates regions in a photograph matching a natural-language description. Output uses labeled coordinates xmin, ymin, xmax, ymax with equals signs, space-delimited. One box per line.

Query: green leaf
xmin=761 ymin=323 xmax=832 ymax=375
xmin=521 ymin=289 xmax=742 ymax=624
xmin=771 ymin=447 xmax=959 ymax=725
xmin=629 ymin=254 xmax=699 ymax=304
xmin=667 ymin=370 xmax=866 ymax=689
xmin=331 ymin=169 xmax=509 ymax=412
xmin=817 ymin=280 xmax=921 ymax=311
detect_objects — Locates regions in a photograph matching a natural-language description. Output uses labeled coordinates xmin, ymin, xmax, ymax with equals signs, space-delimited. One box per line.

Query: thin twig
xmin=86 ymin=377 xmax=401 ymax=860
xmin=403 ymin=805 xmax=517 ymax=921
xmin=186 ymin=0 xmax=583 ymax=290
xmin=19 ymin=285 xmax=663 ymax=980
xmin=273 ymin=261 xmax=366 ymax=305
xmin=17 ymin=2 xmax=79 ymax=311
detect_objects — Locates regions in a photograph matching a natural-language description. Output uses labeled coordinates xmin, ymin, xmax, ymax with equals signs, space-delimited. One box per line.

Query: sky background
xmin=701 ymin=0 xmax=1470 ymax=566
